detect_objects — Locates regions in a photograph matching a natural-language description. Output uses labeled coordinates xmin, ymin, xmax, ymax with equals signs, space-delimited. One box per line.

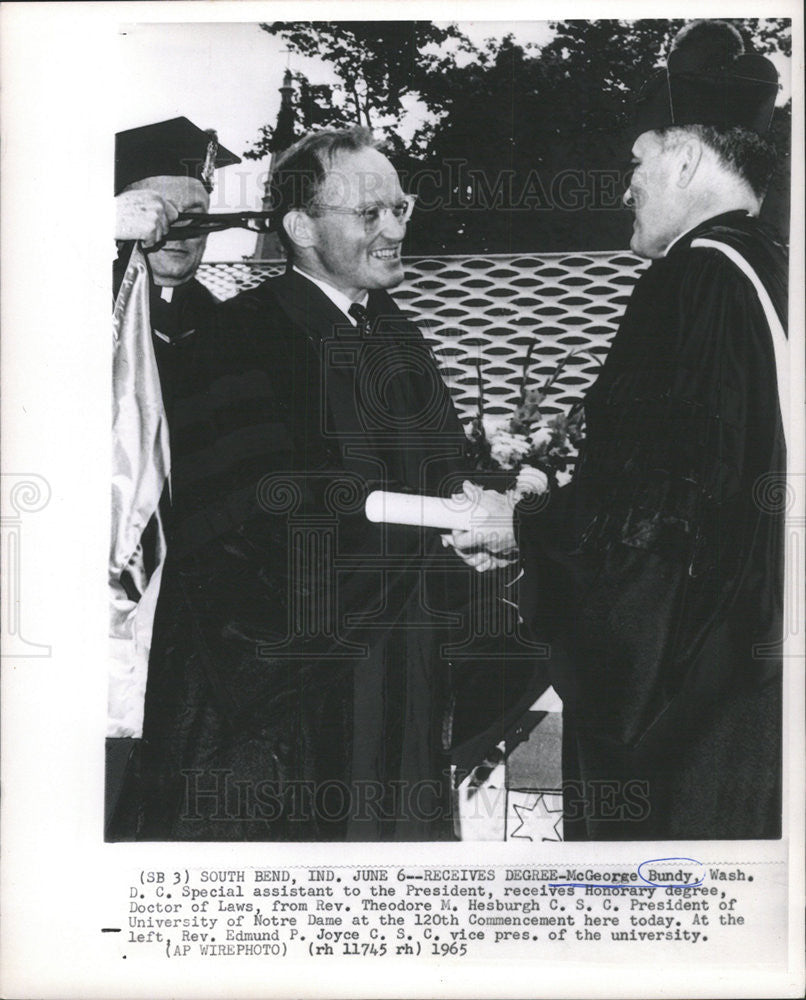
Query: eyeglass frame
xmin=306 ymin=193 xmax=417 ymax=233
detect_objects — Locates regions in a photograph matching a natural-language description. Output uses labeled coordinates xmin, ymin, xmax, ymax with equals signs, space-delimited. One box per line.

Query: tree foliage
xmin=244 ymin=20 xmax=471 ymax=157
xmin=248 ymin=18 xmax=792 ymax=251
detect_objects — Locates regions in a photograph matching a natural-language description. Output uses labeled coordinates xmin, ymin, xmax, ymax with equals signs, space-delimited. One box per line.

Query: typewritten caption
xmin=112 ymin=861 xmax=783 ymax=962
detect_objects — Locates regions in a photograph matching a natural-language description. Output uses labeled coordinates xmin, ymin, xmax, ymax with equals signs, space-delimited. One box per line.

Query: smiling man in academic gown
xmin=138 ymin=127 xmax=475 ymax=841
xmin=448 ymin=20 xmax=788 ymax=840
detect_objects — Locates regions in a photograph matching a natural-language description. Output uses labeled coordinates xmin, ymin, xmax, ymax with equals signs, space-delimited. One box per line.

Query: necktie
xmin=348 ymin=301 xmax=370 ymax=336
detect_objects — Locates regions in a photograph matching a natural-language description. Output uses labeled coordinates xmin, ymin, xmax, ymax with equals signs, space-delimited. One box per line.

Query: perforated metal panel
xmin=198 ymin=261 xmax=285 ymax=299
xmin=197 ymin=252 xmax=648 ymax=423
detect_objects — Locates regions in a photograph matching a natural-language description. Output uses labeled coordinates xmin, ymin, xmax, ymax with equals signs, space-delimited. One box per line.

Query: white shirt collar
xmin=292 ymin=266 xmax=368 ymax=324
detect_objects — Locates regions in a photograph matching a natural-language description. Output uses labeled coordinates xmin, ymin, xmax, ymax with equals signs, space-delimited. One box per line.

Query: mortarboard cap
xmin=115 ymin=116 xmax=241 ymax=195
xmin=633 ymin=20 xmax=779 ymax=139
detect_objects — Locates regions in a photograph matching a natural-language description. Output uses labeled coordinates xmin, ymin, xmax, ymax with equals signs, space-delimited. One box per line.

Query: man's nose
xmin=623 ymin=187 xmax=635 ymax=209
xmin=379 ymin=207 xmax=407 ymax=239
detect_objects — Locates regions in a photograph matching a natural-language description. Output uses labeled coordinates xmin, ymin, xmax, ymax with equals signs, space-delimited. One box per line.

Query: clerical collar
xmin=151 ymin=282 xmax=195 ymax=344
xmin=292 ymin=266 xmax=368 ymax=325
xmin=663 ymin=210 xmax=754 ymax=257
xmin=152 ymin=285 xmax=175 ymax=342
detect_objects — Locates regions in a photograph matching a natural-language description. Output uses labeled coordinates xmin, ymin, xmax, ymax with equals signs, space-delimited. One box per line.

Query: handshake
xmin=366 ymin=473 xmax=551 ymax=572
xmin=442 ymin=481 xmax=518 ymax=573
xmin=365 ymin=481 xmax=518 ymax=571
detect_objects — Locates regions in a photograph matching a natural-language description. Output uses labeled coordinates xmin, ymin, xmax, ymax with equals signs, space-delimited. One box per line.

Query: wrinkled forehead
xmin=318 ymin=147 xmax=403 ymax=207
xmin=124 ymin=174 xmax=210 ymax=212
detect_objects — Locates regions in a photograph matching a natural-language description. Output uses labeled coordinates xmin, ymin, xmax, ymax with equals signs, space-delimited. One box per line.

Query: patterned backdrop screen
xmin=197 ymin=252 xmax=648 ymax=424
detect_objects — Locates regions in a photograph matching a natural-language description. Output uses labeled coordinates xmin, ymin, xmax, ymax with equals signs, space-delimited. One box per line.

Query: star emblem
xmin=508 ymin=791 xmax=563 ymax=842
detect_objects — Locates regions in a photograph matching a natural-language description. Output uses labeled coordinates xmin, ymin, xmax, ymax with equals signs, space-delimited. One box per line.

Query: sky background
xmin=116 ymin=20 xmax=791 ymax=261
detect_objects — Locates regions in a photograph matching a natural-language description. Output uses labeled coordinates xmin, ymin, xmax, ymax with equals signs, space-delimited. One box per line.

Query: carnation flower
xmin=529 ymin=425 xmax=553 ymax=452
xmin=489 ymin=430 xmax=532 ymax=470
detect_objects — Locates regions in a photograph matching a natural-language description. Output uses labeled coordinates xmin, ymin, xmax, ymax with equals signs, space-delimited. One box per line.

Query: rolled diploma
xmin=365 ymin=490 xmax=474 ymax=531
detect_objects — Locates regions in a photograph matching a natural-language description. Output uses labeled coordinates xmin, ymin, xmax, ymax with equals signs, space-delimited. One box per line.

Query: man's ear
xmin=283 ymin=209 xmax=317 ymax=249
xmin=676 ymin=136 xmax=703 ymax=189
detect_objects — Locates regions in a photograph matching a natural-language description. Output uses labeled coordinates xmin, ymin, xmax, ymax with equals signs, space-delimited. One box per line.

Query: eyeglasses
xmin=309 ymin=194 xmax=416 ymax=233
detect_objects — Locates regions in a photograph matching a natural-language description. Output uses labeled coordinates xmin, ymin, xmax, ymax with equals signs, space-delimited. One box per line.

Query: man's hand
xmin=115 ymin=189 xmax=180 ymax=247
xmin=442 ymin=480 xmax=518 ymax=572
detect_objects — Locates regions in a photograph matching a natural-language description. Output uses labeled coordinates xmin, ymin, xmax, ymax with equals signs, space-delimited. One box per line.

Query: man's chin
xmin=149 ymin=258 xmax=197 ymax=286
xmin=629 ymin=230 xmax=652 ymax=260
xmin=151 ymin=271 xmax=196 ymax=287
xmin=369 ymin=260 xmax=405 ymax=288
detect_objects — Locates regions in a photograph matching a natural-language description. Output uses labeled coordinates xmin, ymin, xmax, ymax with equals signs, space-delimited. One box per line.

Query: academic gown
xmin=516 ymin=212 xmax=787 ymax=840
xmin=138 ymin=268 xmax=473 ymax=841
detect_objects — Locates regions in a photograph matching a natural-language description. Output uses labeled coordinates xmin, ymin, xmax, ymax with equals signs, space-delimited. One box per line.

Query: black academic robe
xmin=138 ymin=269 xmax=473 ymax=841
xmin=516 ymin=212 xmax=787 ymax=840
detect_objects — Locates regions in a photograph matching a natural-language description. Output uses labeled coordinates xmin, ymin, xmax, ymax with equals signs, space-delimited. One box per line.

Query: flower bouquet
xmin=466 ymin=347 xmax=590 ymax=502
